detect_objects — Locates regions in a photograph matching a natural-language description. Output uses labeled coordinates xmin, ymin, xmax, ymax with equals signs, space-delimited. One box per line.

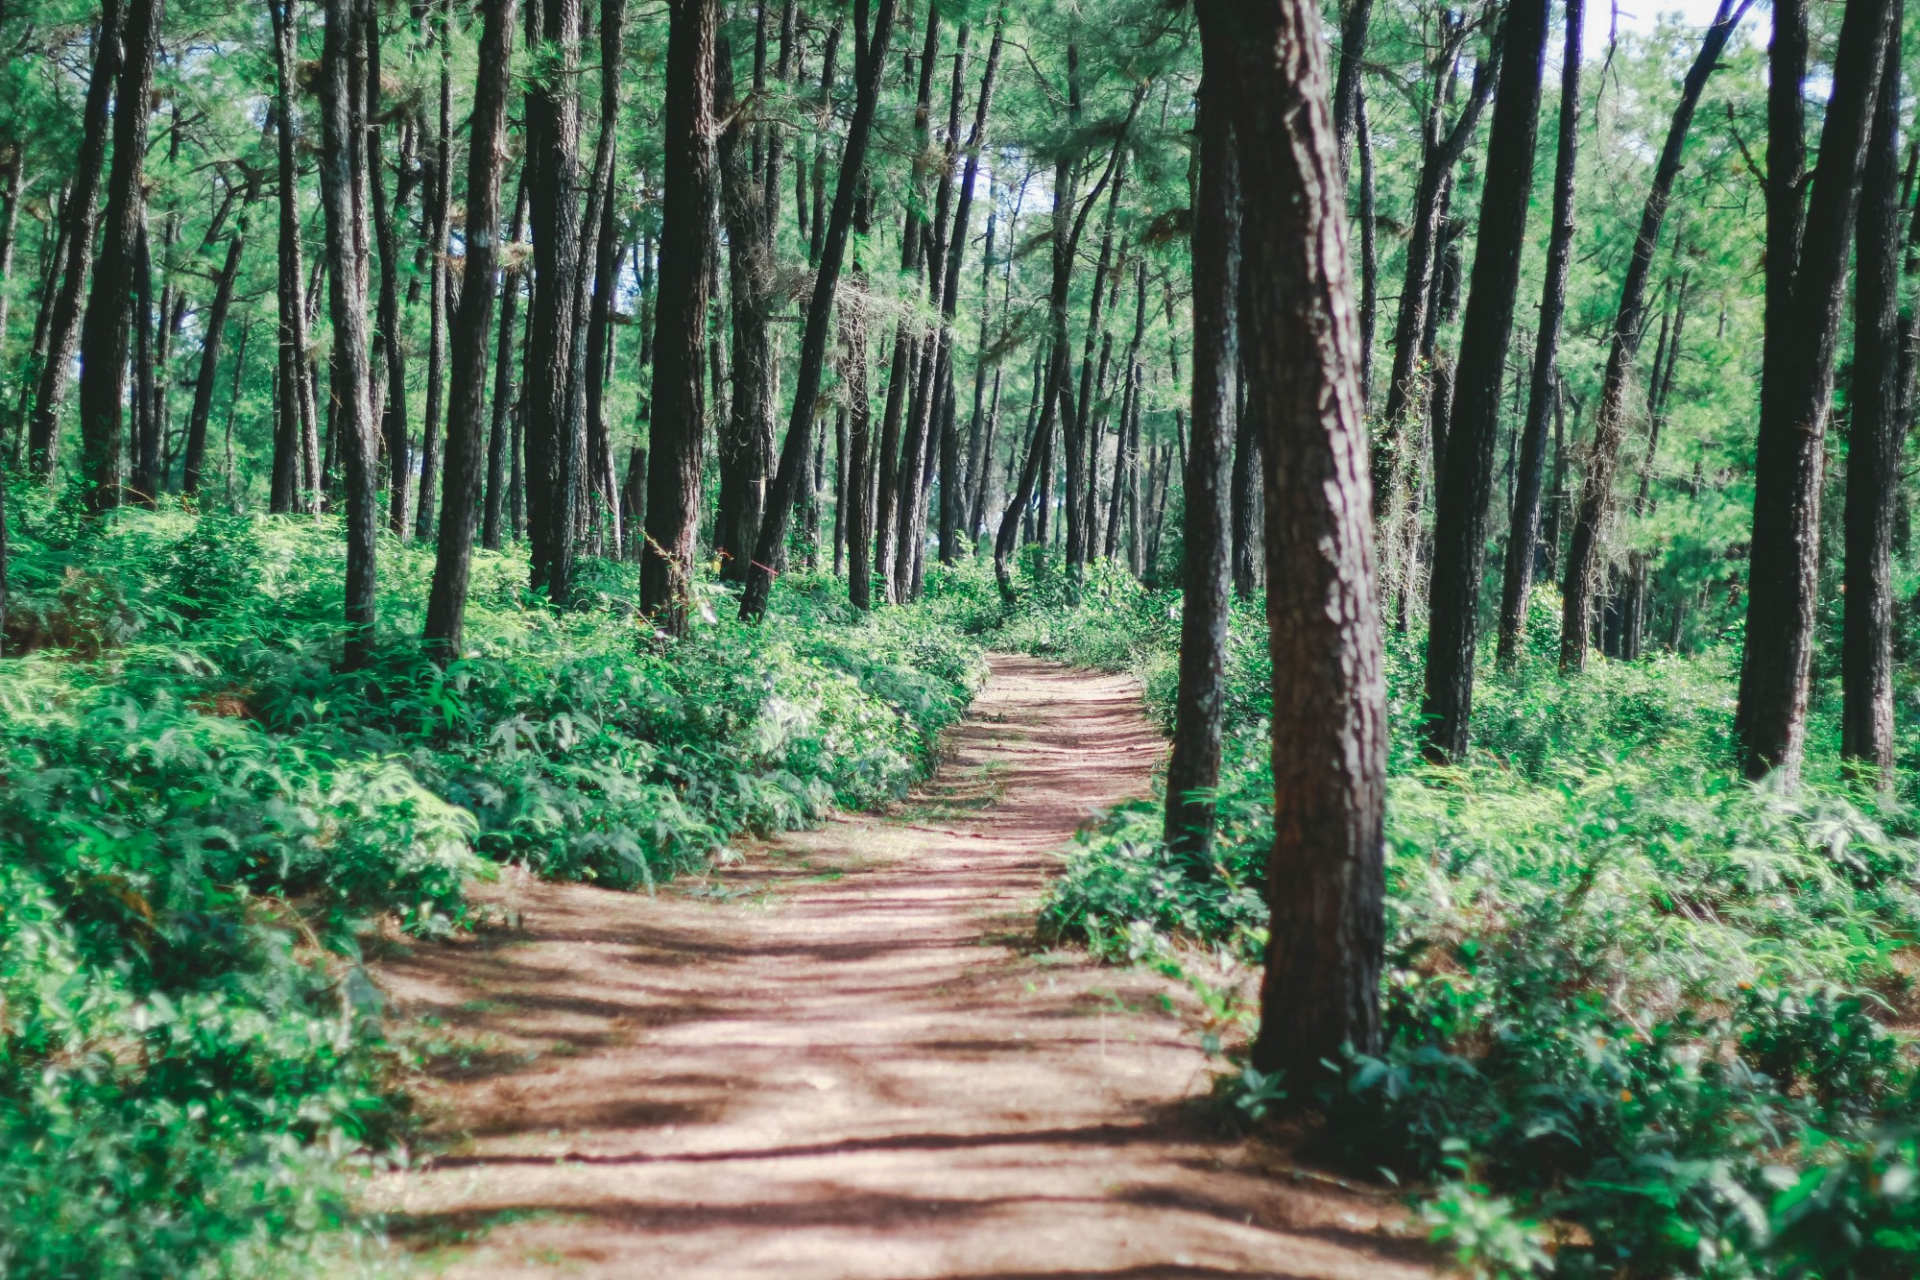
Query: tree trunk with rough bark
xmin=1736 ymin=0 xmax=1891 ymax=782
xmin=1421 ymin=0 xmax=1548 ymax=762
xmin=424 ymin=0 xmax=515 ymax=654
xmin=640 ymin=0 xmax=718 ymax=632
xmin=75 ymin=0 xmax=160 ymax=512
xmin=1497 ymin=0 xmax=1581 ymax=665
xmin=1199 ymin=0 xmax=1387 ymax=1086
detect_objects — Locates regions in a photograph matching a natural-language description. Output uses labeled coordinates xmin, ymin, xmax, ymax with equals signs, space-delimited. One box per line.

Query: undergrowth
xmin=0 ymin=489 xmax=982 ymax=1277
xmin=954 ymin=554 xmax=1920 ymax=1278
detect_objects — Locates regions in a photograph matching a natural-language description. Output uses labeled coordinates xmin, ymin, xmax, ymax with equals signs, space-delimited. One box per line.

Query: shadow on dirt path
xmin=372 ymin=654 xmax=1431 ymax=1279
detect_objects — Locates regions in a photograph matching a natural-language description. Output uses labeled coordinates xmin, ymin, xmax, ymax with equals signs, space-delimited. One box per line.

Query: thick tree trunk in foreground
xmin=1736 ymin=0 xmax=1891 ymax=782
xmin=423 ymin=0 xmax=514 ymax=654
xmin=1496 ymin=0 xmax=1582 ymax=664
xmin=1840 ymin=10 xmax=1902 ymax=781
xmin=1558 ymin=0 xmax=1750 ymax=669
xmin=1162 ymin=45 xmax=1238 ymax=862
xmin=1198 ymin=0 xmax=1386 ymax=1085
xmin=318 ymin=0 xmax=376 ymax=667
xmin=741 ymin=0 xmax=899 ymax=622
xmin=1420 ymin=0 xmax=1549 ymax=762
xmin=27 ymin=0 xmax=122 ymax=481
xmin=75 ymin=0 xmax=161 ymax=512
xmin=525 ymin=0 xmax=586 ymax=605
xmin=641 ymin=0 xmax=718 ymax=632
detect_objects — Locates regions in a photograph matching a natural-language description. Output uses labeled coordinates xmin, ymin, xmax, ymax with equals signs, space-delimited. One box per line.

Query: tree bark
xmin=416 ymin=13 xmax=454 ymax=541
xmin=424 ymin=0 xmax=515 ymax=654
xmin=318 ymin=0 xmax=377 ymax=666
xmin=1198 ymin=0 xmax=1386 ymax=1085
xmin=1558 ymin=0 xmax=1750 ymax=669
xmin=525 ymin=0 xmax=587 ymax=605
xmin=1355 ymin=91 xmax=1377 ymax=405
xmin=183 ymin=203 xmax=250 ymax=496
xmin=1736 ymin=0 xmax=1891 ymax=782
xmin=368 ymin=18 xmax=410 ymax=533
xmin=1330 ymin=0 xmax=1373 ymax=183
xmin=1420 ymin=0 xmax=1548 ymax=762
xmin=1162 ymin=45 xmax=1238 ymax=860
xmin=715 ymin=26 xmax=777 ymax=583
xmin=641 ymin=0 xmax=718 ymax=631
xmin=740 ymin=0 xmax=898 ymax=622
xmin=1496 ymin=0 xmax=1581 ymax=665
xmin=1840 ymin=10 xmax=1902 ymax=780
xmin=580 ymin=0 xmax=626 ymax=555
xmin=844 ymin=187 xmax=878 ymax=607
xmin=28 ymin=0 xmax=123 ymax=481
xmin=483 ymin=178 xmax=528 ymax=550
xmin=75 ymin=0 xmax=160 ymax=512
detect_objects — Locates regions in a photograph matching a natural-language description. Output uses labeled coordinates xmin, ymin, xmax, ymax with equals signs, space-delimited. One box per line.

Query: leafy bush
xmin=992 ymin=555 xmax=1920 ymax=1278
xmin=0 ymin=492 xmax=983 ymax=1277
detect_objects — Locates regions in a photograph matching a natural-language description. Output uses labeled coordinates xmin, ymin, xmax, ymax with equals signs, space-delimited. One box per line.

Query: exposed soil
xmin=372 ymin=654 xmax=1431 ymax=1279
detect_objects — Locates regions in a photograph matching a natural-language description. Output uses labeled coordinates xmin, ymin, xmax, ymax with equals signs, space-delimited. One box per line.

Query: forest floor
xmin=369 ymin=655 xmax=1432 ymax=1279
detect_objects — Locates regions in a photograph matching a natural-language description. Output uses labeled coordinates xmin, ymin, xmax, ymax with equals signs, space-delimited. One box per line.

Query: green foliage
xmin=1002 ymin=562 xmax=1920 ymax=1278
xmin=0 ymin=499 xmax=982 ymax=1277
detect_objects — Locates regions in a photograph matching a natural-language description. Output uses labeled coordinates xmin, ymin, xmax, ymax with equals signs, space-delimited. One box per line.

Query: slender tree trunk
xmin=368 ymin=22 xmax=410 ymax=532
xmin=319 ymin=0 xmax=377 ymax=666
xmin=715 ymin=26 xmax=777 ymax=583
xmin=416 ymin=17 xmax=454 ymax=541
xmin=75 ymin=0 xmax=160 ymax=512
xmin=844 ymin=188 xmax=878 ymax=607
xmin=28 ymin=0 xmax=123 ymax=481
xmin=483 ymin=179 xmax=527 ymax=550
xmin=1736 ymin=0 xmax=1891 ymax=782
xmin=1559 ymin=0 xmax=1750 ymax=669
xmin=936 ymin=17 xmax=1003 ymax=566
xmin=640 ymin=0 xmax=718 ymax=631
xmin=740 ymin=0 xmax=899 ymax=622
xmin=1199 ymin=0 xmax=1386 ymax=1084
xmin=183 ymin=207 xmax=249 ymax=496
xmin=1421 ymin=0 xmax=1549 ymax=762
xmin=526 ymin=0 xmax=586 ymax=604
xmin=0 ymin=151 xmax=22 ymax=377
xmin=424 ymin=0 xmax=515 ymax=653
xmin=580 ymin=0 xmax=626 ymax=554
xmin=1356 ymin=91 xmax=1377 ymax=405
xmin=1841 ymin=13 xmax=1902 ymax=780
xmin=1496 ymin=0 xmax=1581 ymax=664
xmin=1163 ymin=58 xmax=1238 ymax=860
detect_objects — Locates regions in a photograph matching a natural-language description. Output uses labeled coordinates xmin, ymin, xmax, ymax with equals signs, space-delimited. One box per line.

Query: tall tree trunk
xmin=425 ymin=0 xmax=515 ymax=653
xmin=1496 ymin=0 xmax=1581 ymax=665
xmin=1355 ymin=91 xmax=1377 ymax=404
xmin=1736 ymin=0 xmax=1891 ymax=782
xmin=1421 ymin=0 xmax=1549 ymax=762
xmin=0 ymin=151 xmax=22 ymax=378
xmin=129 ymin=219 xmax=159 ymax=504
xmin=368 ymin=19 xmax=410 ymax=533
xmin=740 ymin=0 xmax=899 ymax=622
xmin=1558 ymin=0 xmax=1750 ymax=669
xmin=416 ymin=14 xmax=454 ymax=541
xmin=935 ymin=17 xmax=1003 ymax=566
xmin=319 ymin=0 xmax=377 ymax=666
xmin=1840 ymin=12 xmax=1902 ymax=781
xmin=1162 ymin=49 xmax=1238 ymax=860
xmin=715 ymin=26 xmax=777 ymax=583
xmin=483 ymin=178 xmax=528 ymax=550
xmin=1330 ymin=0 xmax=1373 ymax=182
xmin=1229 ymin=373 xmax=1258 ymax=597
xmin=183 ymin=204 xmax=250 ymax=496
xmin=1069 ymin=153 xmax=1125 ymax=578
xmin=640 ymin=0 xmax=718 ymax=631
xmin=1199 ymin=0 xmax=1386 ymax=1085
xmin=526 ymin=0 xmax=586 ymax=604
xmin=75 ymin=0 xmax=160 ymax=512
xmin=580 ymin=0 xmax=626 ymax=553
xmin=28 ymin=0 xmax=123 ymax=481
xmin=844 ymin=187 xmax=878 ymax=607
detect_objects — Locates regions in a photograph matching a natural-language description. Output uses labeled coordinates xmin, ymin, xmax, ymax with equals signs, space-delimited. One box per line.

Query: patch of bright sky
xmin=1580 ymin=0 xmax=1747 ymax=56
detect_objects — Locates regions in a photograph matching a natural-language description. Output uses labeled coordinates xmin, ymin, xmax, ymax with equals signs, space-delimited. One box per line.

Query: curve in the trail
xmin=373 ymin=654 xmax=1431 ymax=1280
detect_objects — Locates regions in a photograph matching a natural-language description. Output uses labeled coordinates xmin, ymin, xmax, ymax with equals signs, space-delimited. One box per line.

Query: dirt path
xmin=374 ymin=654 xmax=1430 ymax=1279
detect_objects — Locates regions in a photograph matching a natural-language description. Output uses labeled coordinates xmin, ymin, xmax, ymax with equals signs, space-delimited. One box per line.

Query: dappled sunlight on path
xmin=371 ymin=655 xmax=1429 ymax=1279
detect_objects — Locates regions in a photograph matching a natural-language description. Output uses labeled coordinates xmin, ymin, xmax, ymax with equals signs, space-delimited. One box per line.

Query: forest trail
xmin=373 ymin=655 xmax=1430 ymax=1279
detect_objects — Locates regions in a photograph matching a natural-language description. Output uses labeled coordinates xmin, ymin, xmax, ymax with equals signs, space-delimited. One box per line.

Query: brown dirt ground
xmin=370 ymin=654 xmax=1433 ymax=1279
